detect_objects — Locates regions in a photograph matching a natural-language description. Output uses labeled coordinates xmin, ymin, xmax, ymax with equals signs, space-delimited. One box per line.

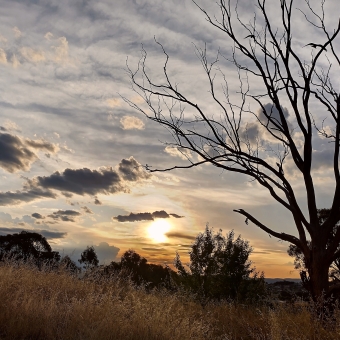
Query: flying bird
xmin=304 ymin=43 xmax=327 ymax=51
xmin=244 ymin=34 xmax=255 ymax=39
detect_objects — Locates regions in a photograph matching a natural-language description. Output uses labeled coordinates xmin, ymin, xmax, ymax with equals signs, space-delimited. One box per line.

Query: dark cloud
xmin=94 ymin=197 xmax=102 ymax=205
xmin=81 ymin=206 xmax=93 ymax=214
xmin=32 ymin=213 xmax=44 ymax=219
xmin=48 ymin=210 xmax=81 ymax=223
xmin=118 ymin=156 xmax=151 ymax=181
xmin=0 ymin=187 xmax=56 ymax=206
xmin=152 ymin=210 xmax=170 ymax=219
xmin=28 ymin=157 xmax=149 ymax=196
xmin=39 ymin=230 xmax=67 ymax=239
xmin=165 ymin=232 xmax=196 ymax=241
xmin=169 ymin=213 xmax=184 ymax=218
xmin=258 ymin=103 xmax=290 ymax=131
xmin=32 ymin=167 xmax=122 ymax=196
xmin=0 ymin=133 xmax=59 ymax=173
xmin=0 ymin=157 xmax=150 ymax=206
xmin=0 ymin=227 xmax=66 ymax=239
xmin=113 ymin=210 xmax=183 ymax=222
xmin=114 ymin=212 xmax=154 ymax=223
xmin=141 ymin=247 xmax=166 ymax=252
xmin=239 ymin=122 xmax=260 ymax=144
xmin=18 ymin=222 xmax=25 ymax=226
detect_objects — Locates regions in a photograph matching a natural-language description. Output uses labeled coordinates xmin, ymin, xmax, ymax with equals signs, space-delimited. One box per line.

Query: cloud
xmin=94 ymin=197 xmax=102 ymax=205
xmin=120 ymin=116 xmax=145 ymax=130
xmin=258 ymin=103 xmax=291 ymax=131
xmin=0 ymin=133 xmax=59 ymax=173
xmin=0 ymin=157 xmax=150 ymax=206
xmin=239 ymin=122 xmax=260 ymax=144
xmin=94 ymin=242 xmax=120 ymax=264
xmin=44 ymin=32 xmax=53 ymax=40
xmin=11 ymin=54 xmax=20 ymax=68
xmin=0 ymin=227 xmax=66 ymax=239
xmin=118 ymin=156 xmax=151 ymax=182
xmin=113 ymin=210 xmax=183 ymax=222
xmin=106 ymin=98 xmax=121 ymax=108
xmin=142 ymin=247 xmax=166 ymax=252
xmin=0 ymin=188 xmax=56 ymax=206
xmin=52 ymin=37 xmax=69 ymax=63
xmin=165 ymin=231 xmax=195 ymax=241
xmin=13 ymin=27 xmax=22 ymax=39
xmin=114 ymin=212 xmax=154 ymax=223
xmin=30 ymin=156 xmax=149 ymax=196
xmin=169 ymin=213 xmax=184 ymax=218
xmin=81 ymin=206 xmax=93 ymax=214
xmin=32 ymin=213 xmax=44 ymax=219
xmin=47 ymin=209 xmax=81 ymax=223
xmin=20 ymin=47 xmax=45 ymax=63
xmin=31 ymin=167 xmax=122 ymax=196
xmin=0 ymin=48 xmax=7 ymax=64
xmin=164 ymin=146 xmax=191 ymax=160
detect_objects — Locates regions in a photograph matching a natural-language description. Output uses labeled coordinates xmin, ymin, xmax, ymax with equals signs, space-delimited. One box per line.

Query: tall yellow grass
xmin=0 ymin=262 xmax=339 ymax=339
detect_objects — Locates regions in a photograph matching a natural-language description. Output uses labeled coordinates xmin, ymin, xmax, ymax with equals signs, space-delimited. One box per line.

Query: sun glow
xmin=147 ymin=219 xmax=171 ymax=242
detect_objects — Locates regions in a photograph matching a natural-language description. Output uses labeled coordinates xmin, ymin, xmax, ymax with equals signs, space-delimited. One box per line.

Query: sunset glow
xmin=147 ymin=220 xmax=171 ymax=243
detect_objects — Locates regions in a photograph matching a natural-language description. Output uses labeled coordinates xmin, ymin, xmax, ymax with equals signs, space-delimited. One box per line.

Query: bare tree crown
xmin=124 ymin=0 xmax=340 ymax=269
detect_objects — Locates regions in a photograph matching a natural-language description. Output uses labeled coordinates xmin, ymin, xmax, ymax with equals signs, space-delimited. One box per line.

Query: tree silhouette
xmin=125 ymin=0 xmax=340 ymax=302
xmin=59 ymin=255 xmax=80 ymax=274
xmin=0 ymin=231 xmax=60 ymax=266
xmin=175 ymin=226 xmax=264 ymax=301
xmin=288 ymin=208 xmax=340 ymax=288
xmin=78 ymin=246 xmax=99 ymax=269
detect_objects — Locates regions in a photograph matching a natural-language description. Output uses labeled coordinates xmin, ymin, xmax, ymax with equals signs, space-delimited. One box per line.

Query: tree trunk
xmin=309 ymin=259 xmax=329 ymax=301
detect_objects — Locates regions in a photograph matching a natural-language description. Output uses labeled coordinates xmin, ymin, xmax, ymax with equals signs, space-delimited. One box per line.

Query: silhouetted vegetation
xmin=103 ymin=249 xmax=174 ymax=290
xmin=126 ymin=0 xmax=340 ymax=305
xmin=0 ymin=231 xmax=60 ymax=266
xmin=78 ymin=245 xmax=99 ymax=269
xmin=288 ymin=209 xmax=340 ymax=299
xmin=174 ymin=226 xmax=266 ymax=304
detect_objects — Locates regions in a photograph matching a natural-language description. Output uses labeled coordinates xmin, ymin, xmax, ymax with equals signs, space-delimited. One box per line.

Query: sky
xmin=0 ymin=0 xmax=338 ymax=278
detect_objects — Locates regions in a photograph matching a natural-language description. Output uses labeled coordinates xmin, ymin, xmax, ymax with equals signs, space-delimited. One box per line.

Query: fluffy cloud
xmin=120 ymin=116 xmax=145 ymax=130
xmin=0 ymin=157 xmax=150 ymax=206
xmin=113 ymin=210 xmax=183 ymax=222
xmin=118 ymin=156 xmax=151 ymax=182
xmin=0 ymin=133 xmax=59 ymax=173
xmin=164 ymin=146 xmax=191 ymax=160
xmin=0 ymin=48 xmax=7 ymax=64
xmin=20 ymin=47 xmax=45 ymax=63
xmin=106 ymin=98 xmax=121 ymax=108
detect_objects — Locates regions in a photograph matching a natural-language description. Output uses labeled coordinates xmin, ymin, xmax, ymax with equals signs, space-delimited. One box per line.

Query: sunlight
xmin=147 ymin=219 xmax=171 ymax=243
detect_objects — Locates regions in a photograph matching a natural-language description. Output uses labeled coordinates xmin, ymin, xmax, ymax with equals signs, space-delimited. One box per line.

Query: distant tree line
xmin=0 ymin=228 xmax=266 ymax=303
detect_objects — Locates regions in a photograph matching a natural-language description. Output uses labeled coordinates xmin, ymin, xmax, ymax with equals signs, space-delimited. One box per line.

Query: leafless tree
xmin=124 ymin=0 xmax=340 ymax=302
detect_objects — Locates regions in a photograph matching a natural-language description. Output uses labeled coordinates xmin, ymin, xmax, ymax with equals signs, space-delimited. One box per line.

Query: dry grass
xmin=0 ymin=263 xmax=340 ymax=339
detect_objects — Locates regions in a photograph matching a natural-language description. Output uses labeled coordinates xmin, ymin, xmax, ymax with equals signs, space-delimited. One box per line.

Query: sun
xmin=147 ymin=219 xmax=171 ymax=242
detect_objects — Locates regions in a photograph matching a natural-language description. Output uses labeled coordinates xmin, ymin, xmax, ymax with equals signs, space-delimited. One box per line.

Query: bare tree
xmin=124 ymin=0 xmax=340 ymax=302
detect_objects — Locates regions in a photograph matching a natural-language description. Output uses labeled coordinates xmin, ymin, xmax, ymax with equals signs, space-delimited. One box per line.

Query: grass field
xmin=0 ymin=263 xmax=339 ymax=339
